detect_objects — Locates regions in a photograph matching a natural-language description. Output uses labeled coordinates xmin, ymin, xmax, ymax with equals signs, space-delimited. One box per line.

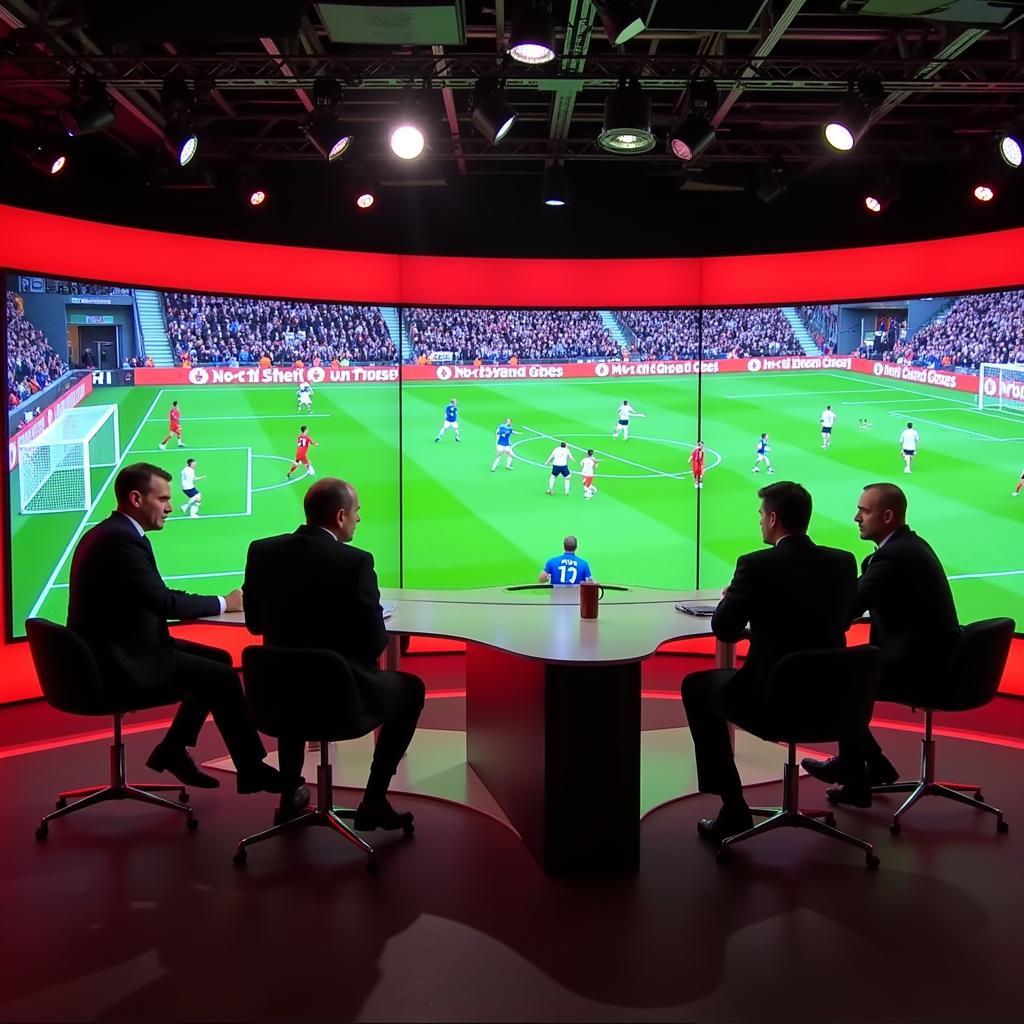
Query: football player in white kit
xmin=296 ymin=381 xmax=314 ymax=412
xmin=820 ymin=404 xmax=836 ymax=448
xmin=612 ymin=400 xmax=645 ymax=440
xmin=180 ymin=458 xmax=205 ymax=518
xmin=899 ymin=421 xmax=920 ymax=473
xmin=544 ymin=441 xmax=575 ymax=496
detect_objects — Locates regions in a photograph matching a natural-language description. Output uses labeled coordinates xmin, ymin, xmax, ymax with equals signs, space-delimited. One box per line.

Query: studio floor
xmin=0 ymin=650 xmax=1021 ymax=1024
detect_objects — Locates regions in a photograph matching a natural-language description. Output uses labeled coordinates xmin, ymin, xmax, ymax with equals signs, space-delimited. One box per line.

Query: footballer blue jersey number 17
xmin=544 ymin=555 xmax=593 ymax=585
xmin=445 ymin=403 xmax=458 ymax=422
xmin=496 ymin=425 xmax=513 ymax=445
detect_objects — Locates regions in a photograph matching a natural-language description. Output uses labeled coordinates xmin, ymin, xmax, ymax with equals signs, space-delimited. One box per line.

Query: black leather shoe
xmin=801 ymin=755 xmax=846 ymax=784
xmin=274 ymin=785 xmax=311 ymax=825
xmin=146 ymin=745 xmax=220 ymax=789
xmin=826 ymin=784 xmax=872 ymax=808
xmin=353 ymin=800 xmax=415 ymax=832
xmin=696 ymin=808 xmax=754 ymax=844
xmin=236 ymin=761 xmax=287 ymax=795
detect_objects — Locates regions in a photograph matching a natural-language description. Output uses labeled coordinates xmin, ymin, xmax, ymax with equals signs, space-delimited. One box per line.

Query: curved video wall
xmin=2 ymin=204 xmax=1023 ymax=701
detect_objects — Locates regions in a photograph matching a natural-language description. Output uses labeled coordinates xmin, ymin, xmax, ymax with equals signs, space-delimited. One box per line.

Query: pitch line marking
xmin=883 ymin=411 xmax=1016 ymax=441
xmin=251 ymin=454 xmax=308 ymax=493
xmin=145 ymin=413 xmax=331 ymax=421
xmin=50 ymin=569 xmax=245 ymax=590
xmin=724 ymin=387 xmax=881 ymax=399
xmin=947 ymin=569 xmax=1024 ymax=580
xmin=29 ymin=388 xmax=169 ymax=620
xmin=518 ymin=426 xmax=721 ymax=480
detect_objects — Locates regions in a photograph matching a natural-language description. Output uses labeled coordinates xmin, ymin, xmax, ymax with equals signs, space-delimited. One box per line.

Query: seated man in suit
xmin=681 ymin=481 xmax=858 ymax=841
xmin=67 ymin=462 xmax=285 ymax=795
xmin=803 ymin=482 xmax=962 ymax=805
xmin=243 ymin=477 xmax=425 ymax=830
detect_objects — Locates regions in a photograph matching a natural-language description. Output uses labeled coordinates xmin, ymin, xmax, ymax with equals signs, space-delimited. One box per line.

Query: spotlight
xmin=390 ymin=123 xmax=425 ymax=160
xmin=542 ymin=162 xmax=568 ymax=206
xmin=598 ymin=78 xmax=655 ymax=154
xmin=997 ymin=131 xmax=1022 ymax=169
xmin=248 ymin=189 xmax=267 ymax=207
xmin=305 ymin=77 xmax=351 ymax=161
xmin=28 ymin=143 xmax=68 ymax=176
xmin=355 ymin=190 xmax=375 ymax=210
xmin=59 ymin=77 xmax=115 ymax=137
xmin=471 ymin=79 xmax=517 ymax=145
xmin=974 ymin=183 xmax=995 ymax=202
xmin=824 ymin=72 xmax=884 ymax=152
xmin=862 ymin=177 xmax=898 ymax=215
xmin=593 ymin=0 xmax=647 ymax=46
xmin=166 ymin=122 xmax=199 ymax=166
xmin=667 ymin=79 xmax=718 ymax=161
xmin=509 ymin=1 xmax=556 ymax=65
xmin=161 ymin=74 xmax=199 ymax=166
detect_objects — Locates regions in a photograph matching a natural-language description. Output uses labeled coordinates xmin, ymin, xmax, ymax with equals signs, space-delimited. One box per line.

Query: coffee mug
xmin=579 ymin=580 xmax=604 ymax=619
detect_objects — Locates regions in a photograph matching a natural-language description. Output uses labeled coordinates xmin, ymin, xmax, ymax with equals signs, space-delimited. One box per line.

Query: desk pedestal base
xmin=465 ymin=644 xmax=641 ymax=874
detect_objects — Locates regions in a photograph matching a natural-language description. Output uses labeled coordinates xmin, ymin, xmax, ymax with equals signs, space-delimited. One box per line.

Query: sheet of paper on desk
xmin=381 ymin=602 xmax=396 ymax=619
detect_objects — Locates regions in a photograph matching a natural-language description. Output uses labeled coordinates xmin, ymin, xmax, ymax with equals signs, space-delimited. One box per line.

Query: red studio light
xmin=248 ymin=189 xmax=267 ymax=207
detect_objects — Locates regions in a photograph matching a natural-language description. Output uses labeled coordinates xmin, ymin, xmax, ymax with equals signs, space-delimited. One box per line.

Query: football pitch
xmin=9 ymin=370 xmax=1024 ymax=633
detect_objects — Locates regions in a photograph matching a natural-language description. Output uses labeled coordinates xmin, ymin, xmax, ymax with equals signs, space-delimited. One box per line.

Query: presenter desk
xmin=222 ymin=585 xmax=731 ymax=875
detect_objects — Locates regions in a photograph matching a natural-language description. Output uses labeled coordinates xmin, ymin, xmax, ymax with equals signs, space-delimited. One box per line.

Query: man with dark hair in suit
xmin=67 ymin=462 xmax=285 ymax=796
xmin=243 ymin=477 xmax=425 ymax=830
xmin=681 ymin=481 xmax=858 ymax=842
xmin=803 ymin=482 xmax=961 ymax=805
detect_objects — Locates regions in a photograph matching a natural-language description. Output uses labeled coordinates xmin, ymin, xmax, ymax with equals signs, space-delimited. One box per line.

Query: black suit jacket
xmin=243 ymin=525 xmax=388 ymax=672
xmin=67 ymin=512 xmax=221 ymax=689
xmin=712 ymin=534 xmax=858 ymax=700
xmin=851 ymin=524 xmax=961 ymax=690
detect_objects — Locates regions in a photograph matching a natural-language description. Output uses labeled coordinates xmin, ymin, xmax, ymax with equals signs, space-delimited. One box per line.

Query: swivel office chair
xmin=871 ymin=617 xmax=1014 ymax=835
xmin=26 ymin=618 xmax=198 ymax=839
xmin=718 ymin=644 xmax=882 ymax=869
xmin=234 ymin=645 xmax=413 ymax=873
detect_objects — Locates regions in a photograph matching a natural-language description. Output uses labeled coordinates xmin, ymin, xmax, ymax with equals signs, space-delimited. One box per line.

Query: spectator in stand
xmin=162 ymin=293 xmax=398 ymax=367
xmin=5 ymin=292 xmax=69 ymax=407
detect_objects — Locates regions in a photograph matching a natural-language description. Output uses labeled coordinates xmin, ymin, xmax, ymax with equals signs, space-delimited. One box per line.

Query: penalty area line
xmin=520 ymin=425 xmax=693 ymax=479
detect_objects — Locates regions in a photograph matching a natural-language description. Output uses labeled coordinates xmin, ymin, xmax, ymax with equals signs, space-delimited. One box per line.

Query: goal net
xmin=979 ymin=363 xmax=1024 ymax=414
xmin=19 ymin=405 xmax=120 ymax=514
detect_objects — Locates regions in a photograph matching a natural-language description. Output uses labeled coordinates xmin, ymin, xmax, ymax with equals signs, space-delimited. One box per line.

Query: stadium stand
xmin=162 ymin=293 xmax=398 ymax=366
xmin=6 ymin=292 xmax=68 ymax=408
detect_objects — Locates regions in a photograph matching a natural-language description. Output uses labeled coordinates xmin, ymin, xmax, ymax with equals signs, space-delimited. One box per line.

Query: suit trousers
xmin=682 ymin=668 xmax=776 ymax=801
xmin=160 ymin=638 xmax=267 ymax=770
xmin=276 ymin=668 xmax=426 ymax=796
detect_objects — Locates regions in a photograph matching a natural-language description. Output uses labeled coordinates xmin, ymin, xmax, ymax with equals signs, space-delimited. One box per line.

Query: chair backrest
xmin=25 ymin=618 xmax=107 ymax=714
xmin=938 ymin=618 xmax=1015 ymax=711
xmin=761 ymin=644 xmax=882 ymax=744
xmin=241 ymin=645 xmax=370 ymax=741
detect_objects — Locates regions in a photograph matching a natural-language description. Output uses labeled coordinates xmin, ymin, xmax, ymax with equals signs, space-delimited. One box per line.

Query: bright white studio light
xmin=824 ymin=122 xmax=855 ymax=152
xmin=390 ymin=124 xmax=425 ymax=160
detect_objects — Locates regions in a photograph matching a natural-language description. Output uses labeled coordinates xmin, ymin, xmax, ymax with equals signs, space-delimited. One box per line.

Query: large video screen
xmin=5 ymin=276 xmax=401 ymax=634
xmin=6 ymin=275 xmax=1024 ymax=637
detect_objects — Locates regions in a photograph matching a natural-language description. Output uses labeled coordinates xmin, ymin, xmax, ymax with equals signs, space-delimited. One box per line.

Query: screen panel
xmin=6 ymin=274 xmax=401 ymax=636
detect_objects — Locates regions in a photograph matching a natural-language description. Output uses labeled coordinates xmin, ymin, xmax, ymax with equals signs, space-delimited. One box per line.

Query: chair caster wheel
xmin=367 ymin=856 xmax=379 ymax=875
xmin=824 ymin=814 xmax=836 ymax=828
xmin=865 ymin=854 xmax=880 ymax=870
xmin=997 ymin=820 xmax=1009 ymax=834
xmin=186 ymin=816 xmax=199 ymax=832
xmin=55 ymin=797 xmax=67 ymax=810
xmin=35 ymin=824 xmax=49 ymax=841
xmin=178 ymin=790 xmax=190 ymax=804
xmin=232 ymin=848 xmax=247 ymax=866
xmin=402 ymin=823 xmax=415 ymax=839
xmin=889 ymin=822 xmax=901 ymax=836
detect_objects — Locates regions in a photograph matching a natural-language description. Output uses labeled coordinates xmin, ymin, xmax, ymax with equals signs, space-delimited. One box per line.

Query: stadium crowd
xmin=883 ymin=290 xmax=1024 ymax=371
xmin=405 ymin=308 xmax=619 ymax=363
xmin=797 ymin=304 xmax=839 ymax=353
xmin=163 ymin=293 xmax=398 ymax=366
xmin=6 ymin=292 xmax=68 ymax=409
xmin=615 ymin=310 xmax=701 ymax=359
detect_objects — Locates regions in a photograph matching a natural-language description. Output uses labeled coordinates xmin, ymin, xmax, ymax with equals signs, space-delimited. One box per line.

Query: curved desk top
xmin=217 ymin=585 xmax=721 ymax=667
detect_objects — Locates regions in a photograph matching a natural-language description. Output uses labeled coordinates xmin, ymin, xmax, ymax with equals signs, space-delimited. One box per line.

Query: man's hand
xmin=223 ymin=588 xmax=244 ymax=613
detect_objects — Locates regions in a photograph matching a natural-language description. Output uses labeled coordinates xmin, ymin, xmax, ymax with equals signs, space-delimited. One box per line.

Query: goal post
xmin=18 ymin=405 xmax=121 ymax=514
xmin=979 ymin=363 xmax=1024 ymax=413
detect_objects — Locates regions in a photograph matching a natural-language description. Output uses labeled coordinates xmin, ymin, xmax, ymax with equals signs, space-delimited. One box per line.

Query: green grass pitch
xmin=9 ymin=370 xmax=1023 ymax=633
